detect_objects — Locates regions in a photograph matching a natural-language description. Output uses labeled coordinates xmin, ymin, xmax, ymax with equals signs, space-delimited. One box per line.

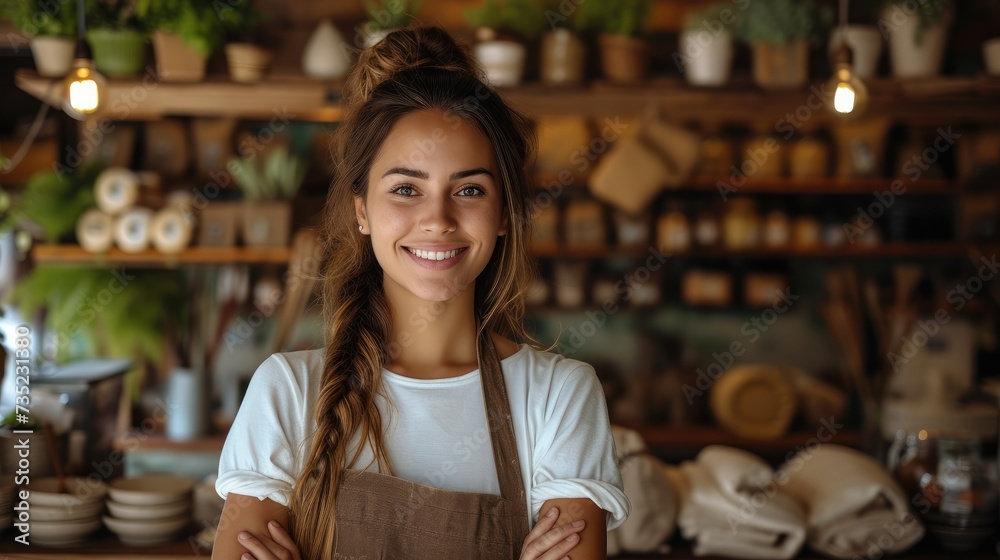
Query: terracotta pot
xmin=752 ymin=41 xmax=808 ymax=90
xmin=882 ymin=6 xmax=952 ymax=78
xmin=540 ymin=29 xmax=585 ymax=86
xmin=473 ymin=40 xmax=526 ymax=87
xmin=198 ymin=202 xmax=241 ymax=247
xmin=29 ymin=36 xmax=75 ymax=77
xmin=598 ymin=34 xmax=650 ymax=84
xmin=86 ymin=28 xmax=147 ymax=77
xmin=225 ymin=43 xmax=272 ymax=83
xmin=152 ymin=30 xmax=207 ymax=82
xmin=242 ymin=201 xmax=291 ymax=247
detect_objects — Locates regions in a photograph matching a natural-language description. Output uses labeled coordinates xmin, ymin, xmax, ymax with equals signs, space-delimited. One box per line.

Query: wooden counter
xmin=0 ymin=528 xmax=995 ymax=559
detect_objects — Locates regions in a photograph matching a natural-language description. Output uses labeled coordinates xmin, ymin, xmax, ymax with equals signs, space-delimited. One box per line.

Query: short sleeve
xmin=530 ymin=364 xmax=631 ymax=531
xmin=216 ymin=354 xmax=307 ymax=506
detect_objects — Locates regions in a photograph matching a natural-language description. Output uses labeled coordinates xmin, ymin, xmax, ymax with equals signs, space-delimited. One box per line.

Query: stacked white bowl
xmin=21 ymin=477 xmax=108 ymax=546
xmin=103 ymin=474 xmax=195 ymax=546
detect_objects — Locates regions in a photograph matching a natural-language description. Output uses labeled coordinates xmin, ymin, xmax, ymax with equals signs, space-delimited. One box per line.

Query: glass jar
xmin=694 ymin=204 xmax=721 ymax=248
xmin=723 ymin=198 xmax=761 ymax=250
xmin=763 ymin=206 xmax=791 ymax=247
xmin=657 ymin=202 xmax=690 ymax=252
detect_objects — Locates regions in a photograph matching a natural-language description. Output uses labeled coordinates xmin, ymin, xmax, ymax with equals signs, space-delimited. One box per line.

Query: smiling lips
xmin=404 ymin=246 xmax=469 ymax=270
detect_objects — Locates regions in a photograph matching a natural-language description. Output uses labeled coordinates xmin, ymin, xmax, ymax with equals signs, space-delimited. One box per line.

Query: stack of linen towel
xmin=669 ymin=446 xmax=807 ymax=559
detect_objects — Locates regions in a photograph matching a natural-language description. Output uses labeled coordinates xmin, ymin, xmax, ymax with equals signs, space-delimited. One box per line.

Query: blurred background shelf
xmin=31 ymin=245 xmax=291 ymax=266
xmin=530 ymin=243 xmax=997 ymax=259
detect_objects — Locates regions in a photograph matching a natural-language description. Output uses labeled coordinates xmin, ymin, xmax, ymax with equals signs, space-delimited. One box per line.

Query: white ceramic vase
xmin=302 ymin=19 xmax=351 ymax=79
xmin=984 ymin=37 xmax=1000 ymax=76
xmin=473 ymin=40 xmax=526 ymax=87
xmin=679 ymin=29 xmax=733 ymax=86
xmin=165 ymin=368 xmax=205 ymax=441
xmin=828 ymin=25 xmax=883 ymax=79
xmin=882 ymin=6 xmax=952 ymax=78
xmin=30 ymin=36 xmax=75 ymax=78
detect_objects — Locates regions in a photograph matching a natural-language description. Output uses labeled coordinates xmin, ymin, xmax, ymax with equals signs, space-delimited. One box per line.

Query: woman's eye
xmin=458 ymin=186 xmax=485 ymax=196
xmin=391 ymin=185 xmax=415 ymax=196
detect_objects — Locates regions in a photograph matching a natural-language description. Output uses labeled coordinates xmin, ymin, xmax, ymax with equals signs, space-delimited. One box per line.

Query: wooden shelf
xmin=15 ymin=69 xmax=342 ymax=121
xmin=113 ymin=432 xmax=226 ymax=453
xmin=16 ymin=70 xmax=1000 ymax=123
xmin=628 ymin=425 xmax=864 ymax=456
xmin=531 ymin=242 xmax=995 ymax=259
xmin=32 ymin=245 xmax=291 ymax=267
xmin=533 ymin=175 xmax=960 ymax=195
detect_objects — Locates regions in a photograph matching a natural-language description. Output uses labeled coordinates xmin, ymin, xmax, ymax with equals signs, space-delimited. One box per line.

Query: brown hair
xmin=288 ymin=26 xmax=539 ymax=559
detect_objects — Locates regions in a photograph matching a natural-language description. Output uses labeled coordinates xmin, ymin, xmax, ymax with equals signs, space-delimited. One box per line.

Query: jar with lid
xmin=742 ymin=126 xmax=785 ymax=179
xmin=693 ymin=202 xmax=721 ymax=248
xmin=762 ymin=203 xmax=791 ymax=248
xmin=697 ymin=124 xmax=735 ymax=178
xmin=788 ymin=129 xmax=831 ymax=179
xmin=657 ymin=202 xmax=691 ymax=253
xmin=723 ymin=198 xmax=761 ymax=250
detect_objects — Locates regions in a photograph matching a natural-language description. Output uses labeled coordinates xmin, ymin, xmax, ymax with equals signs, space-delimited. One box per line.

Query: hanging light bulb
xmin=827 ymin=43 xmax=868 ymax=117
xmin=827 ymin=0 xmax=868 ymax=118
xmin=62 ymin=0 xmax=106 ymax=120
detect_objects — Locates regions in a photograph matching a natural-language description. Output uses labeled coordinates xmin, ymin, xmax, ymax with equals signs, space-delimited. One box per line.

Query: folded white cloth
xmin=606 ymin=426 xmax=676 ymax=556
xmin=780 ymin=445 xmax=924 ymax=559
xmin=674 ymin=446 xmax=807 ymax=559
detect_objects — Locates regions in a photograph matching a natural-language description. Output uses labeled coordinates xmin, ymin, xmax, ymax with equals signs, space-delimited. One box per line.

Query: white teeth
xmin=407 ymin=248 xmax=464 ymax=261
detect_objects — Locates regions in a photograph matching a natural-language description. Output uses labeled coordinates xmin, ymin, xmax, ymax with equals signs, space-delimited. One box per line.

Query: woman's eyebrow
xmin=381 ymin=167 xmax=494 ymax=180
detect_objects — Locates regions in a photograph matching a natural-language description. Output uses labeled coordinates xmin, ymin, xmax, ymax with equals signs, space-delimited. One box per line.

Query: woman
xmin=214 ymin=26 xmax=629 ymax=560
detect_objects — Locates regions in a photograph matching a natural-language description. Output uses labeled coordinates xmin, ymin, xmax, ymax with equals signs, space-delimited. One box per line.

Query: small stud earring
xmin=359 ymin=225 xmax=363 ymax=232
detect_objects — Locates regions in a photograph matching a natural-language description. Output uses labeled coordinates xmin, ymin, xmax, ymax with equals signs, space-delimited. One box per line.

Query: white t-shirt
xmin=216 ymin=343 xmax=630 ymax=531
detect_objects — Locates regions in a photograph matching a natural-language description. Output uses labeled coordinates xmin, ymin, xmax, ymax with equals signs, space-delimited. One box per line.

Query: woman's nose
xmin=419 ymin=196 xmax=458 ymax=234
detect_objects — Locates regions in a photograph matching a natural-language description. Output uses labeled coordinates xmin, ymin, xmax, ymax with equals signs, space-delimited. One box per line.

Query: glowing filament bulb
xmin=833 ymin=82 xmax=857 ymax=114
xmin=69 ymin=77 xmax=99 ymax=113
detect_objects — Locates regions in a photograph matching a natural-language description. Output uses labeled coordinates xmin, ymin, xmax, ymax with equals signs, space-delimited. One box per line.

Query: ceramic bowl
xmin=108 ymin=474 xmax=194 ymax=506
xmin=30 ymin=517 xmax=102 ymax=546
xmin=23 ymin=478 xmax=107 ymax=507
xmin=103 ymin=514 xmax=190 ymax=546
xmin=106 ymin=496 xmax=190 ymax=520
xmin=30 ymin=500 xmax=104 ymax=522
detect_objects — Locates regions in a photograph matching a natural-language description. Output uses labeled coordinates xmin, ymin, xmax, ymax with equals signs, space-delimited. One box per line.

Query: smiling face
xmin=355 ymin=109 xmax=508 ymax=303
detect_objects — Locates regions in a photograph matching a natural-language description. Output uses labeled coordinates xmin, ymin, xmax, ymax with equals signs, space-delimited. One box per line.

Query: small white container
xmin=679 ymin=29 xmax=733 ymax=86
xmin=984 ymin=37 xmax=1000 ymax=76
xmin=473 ymin=41 xmax=526 ymax=87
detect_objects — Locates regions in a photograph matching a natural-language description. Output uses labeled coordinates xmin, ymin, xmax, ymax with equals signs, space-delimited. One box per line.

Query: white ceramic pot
xmin=882 ymin=6 xmax=952 ymax=78
xmin=363 ymin=28 xmax=392 ymax=49
xmin=828 ymin=25 xmax=883 ymax=79
xmin=473 ymin=40 xmax=526 ymax=87
xmin=29 ymin=36 xmax=75 ymax=78
xmin=679 ymin=29 xmax=733 ymax=86
xmin=302 ymin=19 xmax=351 ymax=79
xmin=984 ymin=37 xmax=1000 ymax=76
xmin=165 ymin=368 xmax=205 ymax=441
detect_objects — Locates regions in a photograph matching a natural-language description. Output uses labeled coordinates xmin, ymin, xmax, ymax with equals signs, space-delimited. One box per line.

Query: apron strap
xmin=477 ymin=324 xmax=527 ymax=508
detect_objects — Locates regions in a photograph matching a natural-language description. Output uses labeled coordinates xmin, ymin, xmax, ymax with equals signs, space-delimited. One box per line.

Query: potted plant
xmin=576 ymin=0 xmax=652 ymax=84
xmin=879 ymin=0 xmax=954 ymax=78
xmin=228 ymin=147 xmax=305 ymax=248
xmin=2 ymin=0 xmax=77 ymax=77
xmin=360 ymin=0 xmax=423 ymax=49
xmin=144 ymin=0 xmax=224 ymax=82
xmin=538 ymin=0 xmax=586 ymax=86
xmin=6 ymin=163 xmax=100 ymax=244
xmin=465 ymin=0 xmax=547 ymax=87
xmin=85 ymin=0 xmax=150 ymax=77
xmin=218 ymin=0 xmax=270 ymax=83
xmin=678 ymin=3 xmax=739 ymax=87
xmin=734 ymin=0 xmax=832 ymax=90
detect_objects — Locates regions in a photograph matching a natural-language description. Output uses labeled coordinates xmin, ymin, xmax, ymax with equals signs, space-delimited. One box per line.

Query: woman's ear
xmin=498 ymin=214 xmax=508 ymax=237
xmin=354 ymin=196 xmax=368 ymax=233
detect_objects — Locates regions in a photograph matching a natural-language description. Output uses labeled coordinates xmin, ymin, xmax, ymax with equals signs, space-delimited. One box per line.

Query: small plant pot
xmin=198 ymin=202 xmax=241 ymax=247
xmin=473 ymin=40 xmax=526 ymax=87
xmin=679 ymin=29 xmax=733 ymax=87
xmin=225 ymin=43 xmax=272 ymax=83
xmin=598 ymin=34 xmax=650 ymax=84
xmin=152 ymin=30 xmax=207 ymax=82
xmin=540 ymin=29 xmax=585 ymax=86
xmin=86 ymin=28 xmax=147 ymax=77
xmin=752 ymin=41 xmax=808 ymax=90
xmin=882 ymin=6 xmax=952 ymax=78
xmin=29 ymin=36 xmax=75 ymax=77
xmin=242 ymin=201 xmax=291 ymax=247
xmin=362 ymin=27 xmax=392 ymax=49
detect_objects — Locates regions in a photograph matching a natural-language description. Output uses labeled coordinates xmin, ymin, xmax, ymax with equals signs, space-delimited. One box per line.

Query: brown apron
xmin=333 ymin=327 xmax=531 ymax=559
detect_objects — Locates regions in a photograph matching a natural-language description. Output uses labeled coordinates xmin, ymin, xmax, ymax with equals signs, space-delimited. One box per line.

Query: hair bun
xmin=342 ymin=26 xmax=484 ymax=112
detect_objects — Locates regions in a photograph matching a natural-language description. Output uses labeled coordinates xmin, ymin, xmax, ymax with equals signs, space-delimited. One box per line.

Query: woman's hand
xmin=519 ymin=507 xmax=586 ymax=560
xmin=237 ymin=520 xmax=301 ymax=560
